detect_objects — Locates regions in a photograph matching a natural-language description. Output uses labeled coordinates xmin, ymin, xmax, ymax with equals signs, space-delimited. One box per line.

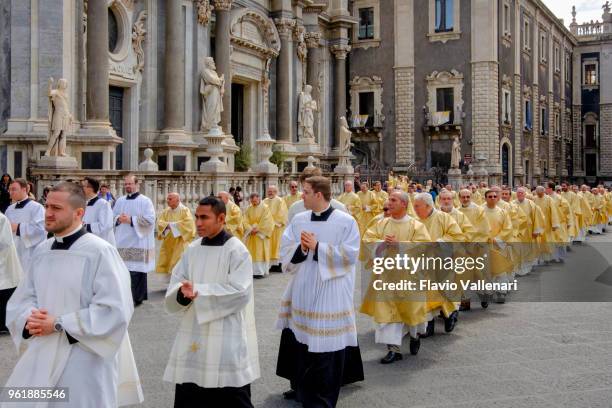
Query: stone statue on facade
xmin=298 ymin=84 xmax=317 ymax=142
xmin=200 ymin=57 xmax=225 ymax=132
xmin=450 ymin=135 xmax=461 ymax=169
xmin=45 ymin=78 xmax=72 ymax=157
xmin=334 ymin=116 xmax=354 ymax=173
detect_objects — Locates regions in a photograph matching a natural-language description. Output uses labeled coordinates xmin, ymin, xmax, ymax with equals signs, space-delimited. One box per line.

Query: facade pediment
xmin=231 ymin=10 xmax=281 ymax=59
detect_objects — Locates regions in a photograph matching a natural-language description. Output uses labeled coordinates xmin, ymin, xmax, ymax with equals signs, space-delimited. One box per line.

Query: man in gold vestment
xmin=156 ymin=193 xmax=196 ymax=280
xmin=263 ymin=185 xmax=288 ymax=272
xmin=243 ymin=192 xmax=275 ymax=278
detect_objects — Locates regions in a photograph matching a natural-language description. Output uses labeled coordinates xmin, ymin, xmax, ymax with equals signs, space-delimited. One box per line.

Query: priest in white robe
xmin=81 ymin=177 xmax=115 ymax=246
xmin=5 ymin=178 xmax=47 ymax=273
xmin=276 ymin=176 xmax=363 ymax=407
xmin=287 ymin=167 xmax=348 ymax=222
xmin=164 ymin=196 xmax=259 ymax=407
xmin=0 ymin=212 xmax=22 ymax=334
xmin=3 ymin=182 xmax=143 ymax=408
xmin=113 ymin=174 xmax=155 ymax=306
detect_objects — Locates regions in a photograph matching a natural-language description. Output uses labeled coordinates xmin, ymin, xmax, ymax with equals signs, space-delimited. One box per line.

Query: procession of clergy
xmin=0 ymin=168 xmax=611 ymax=408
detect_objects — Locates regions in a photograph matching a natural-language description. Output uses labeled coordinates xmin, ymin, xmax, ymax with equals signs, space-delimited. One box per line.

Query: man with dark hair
xmin=288 ymin=168 xmax=348 ymax=222
xmin=82 ymin=177 xmax=115 ymax=245
xmin=164 ymin=196 xmax=259 ymax=408
xmin=5 ymin=178 xmax=47 ymax=272
xmin=276 ymin=175 xmax=363 ymax=406
xmin=113 ymin=174 xmax=156 ymax=306
xmin=4 ymin=181 xmax=143 ymax=407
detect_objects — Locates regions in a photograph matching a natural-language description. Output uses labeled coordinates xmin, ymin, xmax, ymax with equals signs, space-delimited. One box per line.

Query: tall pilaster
xmin=331 ymin=44 xmax=350 ymax=148
xmin=162 ymin=0 xmax=185 ymax=138
xmin=214 ymin=0 xmax=232 ymax=135
xmin=275 ymin=18 xmax=296 ymax=143
xmin=85 ymin=0 xmax=109 ymax=125
xmin=532 ymin=9 xmax=541 ymax=180
xmin=513 ymin=0 xmax=523 ymax=185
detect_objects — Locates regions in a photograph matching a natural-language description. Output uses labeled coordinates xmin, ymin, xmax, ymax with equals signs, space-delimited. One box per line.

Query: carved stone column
xmin=275 ymin=18 xmax=296 ymax=143
xmin=305 ymin=32 xmax=322 ymax=101
xmin=331 ymin=44 xmax=351 ymax=148
xmin=162 ymin=0 xmax=185 ymax=136
xmin=86 ymin=0 xmax=109 ymax=124
xmin=213 ymin=0 xmax=232 ymax=135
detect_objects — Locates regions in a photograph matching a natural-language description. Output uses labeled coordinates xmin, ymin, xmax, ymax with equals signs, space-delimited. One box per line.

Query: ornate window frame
xmin=349 ymin=76 xmax=384 ymax=127
xmin=582 ymin=58 xmax=599 ymax=89
xmin=428 ymin=0 xmax=461 ymax=43
xmin=522 ymin=14 xmax=531 ymax=54
xmin=352 ymin=0 xmax=381 ymax=49
xmin=425 ymin=70 xmax=464 ymax=125
xmin=583 ymin=111 xmax=599 ymax=148
xmin=523 ymin=84 xmax=532 ymax=131
xmin=539 ymin=28 xmax=547 ymax=65
xmin=502 ymin=0 xmax=512 ymax=47
xmin=501 ymin=74 xmax=512 ymax=127
xmin=108 ymin=1 xmax=131 ymax=62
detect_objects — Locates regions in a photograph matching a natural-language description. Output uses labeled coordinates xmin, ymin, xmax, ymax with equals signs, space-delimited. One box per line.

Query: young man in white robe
xmin=82 ymin=176 xmax=116 ymax=245
xmin=113 ymin=174 xmax=155 ymax=306
xmin=0 ymin=212 xmax=22 ymax=334
xmin=164 ymin=196 xmax=259 ymax=407
xmin=4 ymin=182 xmax=143 ymax=407
xmin=276 ymin=176 xmax=364 ymax=407
xmin=287 ymin=167 xmax=348 ymax=222
xmin=5 ymin=178 xmax=47 ymax=273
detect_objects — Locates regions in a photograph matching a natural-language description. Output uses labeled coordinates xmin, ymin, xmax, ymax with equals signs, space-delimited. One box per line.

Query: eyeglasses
xmin=290 ymin=185 xmax=298 ymax=189
xmin=383 ymin=208 xmax=389 ymax=211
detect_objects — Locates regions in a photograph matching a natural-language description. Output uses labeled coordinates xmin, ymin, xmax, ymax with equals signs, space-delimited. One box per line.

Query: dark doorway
xmin=502 ymin=144 xmax=510 ymax=185
xmin=231 ymin=83 xmax=245 ymax=146
xmin=109 ymin=86 xmax=124 ymax=170
xmin=585 ymin=153 xmax=597 ymax=177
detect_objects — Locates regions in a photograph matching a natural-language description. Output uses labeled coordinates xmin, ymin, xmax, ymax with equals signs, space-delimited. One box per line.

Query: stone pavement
xmin=1 ymin=234 xmax=612 ymax=408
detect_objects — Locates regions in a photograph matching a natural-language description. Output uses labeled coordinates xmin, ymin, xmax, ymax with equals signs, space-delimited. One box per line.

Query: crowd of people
xmin=0 ymin=168 xmax=611 ymax=408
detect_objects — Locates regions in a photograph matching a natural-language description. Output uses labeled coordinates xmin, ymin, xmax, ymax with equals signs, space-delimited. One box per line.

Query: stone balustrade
xmin=30 ymin=169 xmax=350 ymax=213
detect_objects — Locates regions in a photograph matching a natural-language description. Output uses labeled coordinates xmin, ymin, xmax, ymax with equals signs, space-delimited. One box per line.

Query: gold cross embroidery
xmin=190 ymin=342 xmax=200 ymax=352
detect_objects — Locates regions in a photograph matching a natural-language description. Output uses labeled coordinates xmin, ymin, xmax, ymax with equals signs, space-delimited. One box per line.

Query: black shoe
xmin=444 ymin=311 xmax=459 ymax=333
xmin=481 ymin=301 xmax=489 ymax=309
xmin=380 ymin=351 xmax=403 ymax=364
xmin=409 ymin=336 xmax=421 ymax=355
xmin=283 ymin=390 xmax=297 ymax=400
xmin=0 ymin=328 xmax=9 ymax=335
xmin=134 ymin=301 xmax=143 ymax=307
xmin=459 ymin=300 xmax=471 ymax=311
xmin=495 ymin=293 xmax=506 ymax=304
xmin=269 ymin=264 xmax=282 ymax=273
xmin=422 ymin=319 xmax=435 ymax=338
xmin=253 ymin=275 xmax=265 ymax=279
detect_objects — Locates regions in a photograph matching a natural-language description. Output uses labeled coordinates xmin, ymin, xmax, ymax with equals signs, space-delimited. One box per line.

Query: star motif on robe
xmin=190 ymin=342 xmax=200 ymax=353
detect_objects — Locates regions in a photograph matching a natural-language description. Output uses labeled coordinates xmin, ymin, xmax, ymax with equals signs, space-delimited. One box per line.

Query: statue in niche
xmin=200 ymin=57 xmax=225 ymax=132
xmin=450 ymin=135 xmax=461 ymax=169
xmin=45 ymin=78 xmax=72 ymax=157
xmin=298 ymin=85 xmax=317 ymax=141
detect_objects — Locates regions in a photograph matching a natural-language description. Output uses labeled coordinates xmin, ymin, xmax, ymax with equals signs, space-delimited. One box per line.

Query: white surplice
xmin=287 ymin=198 xmax=348 ymax=222
xmin=0 ymin=212 xmax=22 ymax=290
xmin=5 ymin=199 xmax=46 ymax=273
xmin=3 ymin=232 xmax=143 ymax=408
xmin=164 ymin=233 xmax=260 ymax=388
xmin=276 ymin=208 xmax=360 ymax=353
xmin=83 ymin=196 xmax=116 ymax=246
xmin=113 ymin=193 xmax=155 ymax=273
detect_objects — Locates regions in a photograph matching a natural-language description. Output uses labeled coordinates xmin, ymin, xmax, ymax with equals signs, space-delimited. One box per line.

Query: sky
xmin=542 ymin=0 xmax=608 ymax=28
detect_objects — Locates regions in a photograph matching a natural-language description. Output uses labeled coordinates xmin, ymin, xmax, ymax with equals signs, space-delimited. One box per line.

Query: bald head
xmin=218 ymin=191 xmax=231 ymax=204
xmin=167 ymin=192 xmax=180 ymax=209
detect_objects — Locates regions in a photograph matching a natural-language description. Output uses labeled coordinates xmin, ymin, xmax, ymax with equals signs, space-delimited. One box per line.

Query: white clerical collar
xmin=313 ymin=204 xmax=331 ymax=217
xmin=55 ymin=225 xmax=84 ymax=243
xmin=390 ymin=215 xmax=410 ymax=223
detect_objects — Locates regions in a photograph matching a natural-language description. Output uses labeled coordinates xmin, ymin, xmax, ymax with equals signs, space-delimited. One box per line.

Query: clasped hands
xmin=118 ymin=214 xmax=131 ymax=224
xmin=300 ymin=231 xmax=317 ymax=253
xmin=24 ymin=309 xmax=56 ymax=337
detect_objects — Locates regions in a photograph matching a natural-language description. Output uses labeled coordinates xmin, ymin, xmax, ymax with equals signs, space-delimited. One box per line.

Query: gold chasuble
xmin=156 ymin=204 xmax=196 ymax=274
xmin=561 ymin=191 xmax=581 ymax=239
xmin=372 ymin=190 xmax=389 ymax=217
xmin=514 ymin=198 xmax=546 ymax=266
xmin=338 ymin=191 xmax=363 ymax=227
xmin=357 ymin=190 xmax=381 ymax=235
xmin=417 ymin=210 xmax=464 ymax=318
xmin=482 ymin=206 xmax=515 ymax=278
xmin=360 ymin=216 xmax=432 ymax=327
xmin=550 ymin=194 xmax=572 ymax=244
xmin=283 ymin=192 xmax=302 ymax=210
xmin=533 ymin=195 xmax=561 ymax=254
xmin=263 ymin=196 xmax=288 ymax=263
xmin=225 ymin=199 xmax=244 ymax=239
xmin=458 ymin=204 xmax=491 ymax=242
xmin=243 ymin=202 xmax=275 ymax=276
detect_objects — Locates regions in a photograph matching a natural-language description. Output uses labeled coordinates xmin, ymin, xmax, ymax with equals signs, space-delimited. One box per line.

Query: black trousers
xmin=174 ymin=383 xmax=253 ymax=408
xmin=0 ymin=287 xmax=16 ymax=331
xmin=129 ymin=272 xmax=148 ymax=304
xmin=276 ymin=328 xmax=364 ymax=408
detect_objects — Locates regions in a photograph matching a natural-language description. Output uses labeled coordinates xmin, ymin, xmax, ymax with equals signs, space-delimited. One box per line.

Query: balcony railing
xmin=571 ymin=21 xmax=607 ymax=37
xmin=349 ymin=111 xmax=384 ymax=130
